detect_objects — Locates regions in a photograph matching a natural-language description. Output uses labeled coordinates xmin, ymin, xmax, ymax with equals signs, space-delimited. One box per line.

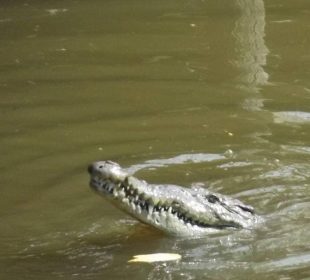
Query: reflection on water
xmin=234 ymin=0 xmax=269 ymax=90
xmin=234 ymin=0 xmax=269 ymax=114
xmin=1 ymin=0 xmax=310 ymax=279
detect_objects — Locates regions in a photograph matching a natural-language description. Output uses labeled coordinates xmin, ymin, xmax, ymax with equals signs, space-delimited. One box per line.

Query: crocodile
xmin=88 ymin=160 xmax=261 ymax=236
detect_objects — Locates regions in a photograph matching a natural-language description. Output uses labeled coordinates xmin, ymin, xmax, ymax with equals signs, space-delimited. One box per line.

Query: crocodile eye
xmin=238 ymin=205 xmax=254 ymax=214
xmin=205 ymin=194 xmax=219 ymax=204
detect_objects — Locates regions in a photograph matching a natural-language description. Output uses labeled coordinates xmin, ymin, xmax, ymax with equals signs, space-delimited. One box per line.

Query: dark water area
xmin=1 ymin=0 xmax=310 ymax=279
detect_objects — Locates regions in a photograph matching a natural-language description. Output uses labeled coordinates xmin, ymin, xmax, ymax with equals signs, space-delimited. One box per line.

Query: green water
xmin=1 ymin=0 xmax=310 ymax=279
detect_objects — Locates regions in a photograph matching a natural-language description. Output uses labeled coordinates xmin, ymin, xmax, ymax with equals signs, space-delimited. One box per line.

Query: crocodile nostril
xmin=87 ymin=164 xmax=94 ymax=174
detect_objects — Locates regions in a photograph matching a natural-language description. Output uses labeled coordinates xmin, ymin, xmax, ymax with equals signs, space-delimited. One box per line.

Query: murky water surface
xmin=1 ymin=0 xmax=310 ymax=279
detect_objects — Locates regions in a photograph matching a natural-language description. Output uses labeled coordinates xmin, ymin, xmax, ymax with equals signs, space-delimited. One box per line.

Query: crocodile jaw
xmin=88 ymin=161 xmax=259 ymax=236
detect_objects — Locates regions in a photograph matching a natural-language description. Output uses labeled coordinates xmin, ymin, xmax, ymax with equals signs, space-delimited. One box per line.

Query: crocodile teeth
xmin=113 ymin=188 xmax=118 ymax=197
xmin=148 ymin=204 xmax=154 ymax=214
xmin=93 ymin=178 xmax=217 ymax=229
xmin=131 ymin=202 xmax=136 ymax=210
xmin=136 ymin=205 xmax=142 ymax=214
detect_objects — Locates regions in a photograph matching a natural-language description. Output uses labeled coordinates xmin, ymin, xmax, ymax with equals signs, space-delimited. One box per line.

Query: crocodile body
xmin=88 ymin=161 xmax=260 ymax=236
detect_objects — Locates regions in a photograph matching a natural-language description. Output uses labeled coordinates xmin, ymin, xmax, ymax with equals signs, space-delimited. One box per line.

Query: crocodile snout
xmin=87 ymin=161 xmax=127 ymax=180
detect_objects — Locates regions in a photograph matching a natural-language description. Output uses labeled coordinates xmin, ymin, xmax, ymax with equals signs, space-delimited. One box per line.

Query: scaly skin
xmin=88 ymin=161 xmax=261 ymax=236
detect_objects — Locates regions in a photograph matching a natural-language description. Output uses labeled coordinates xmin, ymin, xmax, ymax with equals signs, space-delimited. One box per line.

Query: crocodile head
xmin=88 ymin=161 xmax=260 ymax=236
